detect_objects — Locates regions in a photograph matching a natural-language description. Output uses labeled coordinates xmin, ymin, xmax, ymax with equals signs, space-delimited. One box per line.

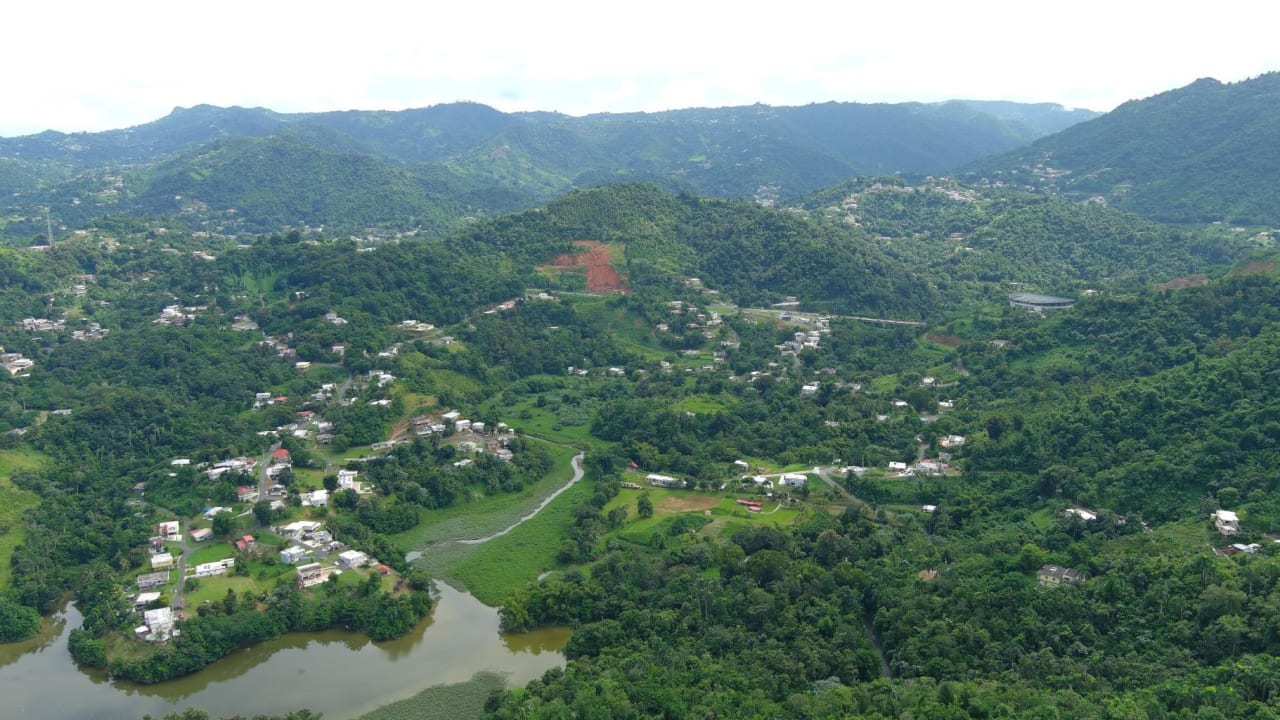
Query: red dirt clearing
xmin=546 ymin=240 xmax=630 ymax=293
xmin=1156 ymin=274 xmax=1210 ymax=291
xmin=925 ymin=333 xmax=964 ymax=347
xmin=1234 ymin=261 xmax=1277 ymax=276
xmin=657 ymin=495 xmax=720 ymax=513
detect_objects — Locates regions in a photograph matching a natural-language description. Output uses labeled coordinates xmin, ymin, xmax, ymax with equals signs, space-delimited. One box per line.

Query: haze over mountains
xmin=0 ymin=99 xmax=1096 ymax=235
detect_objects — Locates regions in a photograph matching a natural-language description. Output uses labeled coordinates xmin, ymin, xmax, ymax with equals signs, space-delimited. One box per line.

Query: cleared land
xmin=543 ymin=240 xmax=629 ymax=293
xmin=0 ymin=448 xmax=47 ymax=588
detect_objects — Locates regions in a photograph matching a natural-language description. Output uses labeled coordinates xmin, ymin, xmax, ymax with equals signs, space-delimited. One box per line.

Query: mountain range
xmin=0 ymin=99 xmax=1096 ymax=235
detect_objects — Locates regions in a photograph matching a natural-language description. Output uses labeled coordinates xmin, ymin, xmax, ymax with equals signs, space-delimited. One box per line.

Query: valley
xmin=2 ymin=73 xmax=1280 ymax=720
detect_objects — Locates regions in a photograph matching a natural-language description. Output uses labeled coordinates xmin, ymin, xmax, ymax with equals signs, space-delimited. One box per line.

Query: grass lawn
xmin=354 ymin=671 xmax=508 ymax=720
xmin=391 ymin=442 xmax=579 ymax=549
xmin=184 ymin=561 xmax=297 ymax=605
xmin=672 ymin=395 xmax=730 ymax=414
xmin=1104 ymin=519 xmax=1217 ymax=557
xmin=417 ymin=479 xmax=597 ymax=605
xmin=496 ymin=398 xmax=607 ymax=449
xmin=0 ymin=447 xmax=47 ymax=589
xmin=604 ymin=487 xmax=801 ymax=546
xmin=188 ymin=543 xmax=238 ymax=565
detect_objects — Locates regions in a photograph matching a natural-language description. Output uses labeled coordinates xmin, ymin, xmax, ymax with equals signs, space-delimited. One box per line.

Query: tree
xmin=212 ymin=512 xmax=234 ymax=537
xmin=253 ymin=500 xmax=274 ymax=527
xmin=637 ymin=493 xmax=654 ymax=519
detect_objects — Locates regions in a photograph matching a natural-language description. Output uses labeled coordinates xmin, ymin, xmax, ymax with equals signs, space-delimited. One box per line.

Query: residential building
xmin=280 ymin=546 xmax=308 ymax=565
xmin=1037 ymin=564 xmax=1084 ymax=587
xmin=338 ymin=550 xmax=370 ymax=568
xmin=1215 ymin=509 xmax=1241 ymax=536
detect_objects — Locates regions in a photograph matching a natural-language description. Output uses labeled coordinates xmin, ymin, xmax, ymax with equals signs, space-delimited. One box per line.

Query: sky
xmin=4 ymin=0 xmax=1279 ymax=137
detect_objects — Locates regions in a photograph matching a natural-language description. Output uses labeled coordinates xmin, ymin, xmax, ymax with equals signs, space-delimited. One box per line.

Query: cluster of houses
xmin=70 ymin=322 xmax=109 ymax=341
xmin=252 ymin=392 xmax=289 ymax=409
xmin=1 ymin=350 xmax=33 ymax=376
xmin=258 ymin=335 xmax=297 ymax=361
xmin=398 ymin=319 xmax=435 ymax=333
xmin=887 ymin=460 xmax=949 ymax=477
xmin=204 ymin=456 xmax=258 ymax=481
xmin=20 ymin=317 xmax=65 ymax=332
xmin=155 ymin=304 xmax=206 ymax=326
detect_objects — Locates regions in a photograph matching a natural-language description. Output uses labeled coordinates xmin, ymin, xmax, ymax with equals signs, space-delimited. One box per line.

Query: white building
xmin=280 ymin=546 xmax=309 ymax=565
xmin=338 ymin=550 xmax=369 ymax=568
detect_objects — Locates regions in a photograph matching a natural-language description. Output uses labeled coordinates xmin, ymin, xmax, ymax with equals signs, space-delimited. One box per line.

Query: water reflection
xmin=0 ymin=583 xmax=567 ymax=720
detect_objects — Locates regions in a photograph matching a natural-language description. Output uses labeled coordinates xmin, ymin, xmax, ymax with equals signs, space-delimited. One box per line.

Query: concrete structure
xmin=1214 ymin=509 xmax=1240 ymax=536
xmin=338 ymin=550 xmax=370 ymax=569
xmin=1010 ymin=293 xmax=1075 ymax=312
xmin=280 ymin=546 xmax=308 ymax=565
xmin=1037 ymin=564 xmax=1084 ymax=587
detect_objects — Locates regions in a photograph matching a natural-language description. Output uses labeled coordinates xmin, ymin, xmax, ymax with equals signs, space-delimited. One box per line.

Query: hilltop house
xmin=1214 ymin=509 xmax=1240 ymax=536
xmin=1037 ymin=564 xmax=1084 ymax=587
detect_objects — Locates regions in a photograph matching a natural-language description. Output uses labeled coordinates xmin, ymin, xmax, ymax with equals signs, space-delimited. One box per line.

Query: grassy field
xmin=497 ymin=399 xmax=605 ymax=449
xmin=183 ymin=559 xmax=300 ymax=605
xmin=419 ymin=479 xmax=597 ymax=605
xmin=354 ymin=671 xmax=508 ymax=720
xmin=391 ymin=442 xmax=579 ymax=549
xmin=0 ymin=447 xmax=47 ymax=589
xmin=604 ymin=486 xmax=802 ymax=547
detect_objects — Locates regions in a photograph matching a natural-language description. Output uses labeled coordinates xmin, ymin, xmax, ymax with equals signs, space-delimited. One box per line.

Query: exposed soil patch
xmin=1234 ymin=261 xmax=1277 ymax=276
xmin=925 ymin=333 xmax=964 ymax=347
xmin=1156 ymin=274 xmax=1210 ymax=291
xmin=658 ymin=495 xmax=721 ymax=513
xmin=545 ymin=240 xmax=630 ymax=293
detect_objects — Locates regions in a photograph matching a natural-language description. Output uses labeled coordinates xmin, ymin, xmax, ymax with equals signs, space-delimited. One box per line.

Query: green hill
xmin=969 ymin=73 xmax=1280 ymax=225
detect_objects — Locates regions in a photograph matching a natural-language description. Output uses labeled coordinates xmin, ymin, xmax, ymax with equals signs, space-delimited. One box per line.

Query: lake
xmin=0 ymin=583 xmax=568 ymax=720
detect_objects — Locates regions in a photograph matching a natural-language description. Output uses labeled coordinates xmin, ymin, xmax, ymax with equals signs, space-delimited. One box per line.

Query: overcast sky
xmin=5 ymin=0 xmax=1278 ymax=137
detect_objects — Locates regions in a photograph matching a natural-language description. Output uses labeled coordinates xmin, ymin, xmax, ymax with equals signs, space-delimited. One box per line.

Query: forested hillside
xmin=970 ymin=73 xmax=1280 ymax=225
xmin=0 ymin=99 xmax=1096 ymax=237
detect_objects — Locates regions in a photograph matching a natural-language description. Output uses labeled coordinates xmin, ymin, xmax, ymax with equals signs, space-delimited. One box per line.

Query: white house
xmin=151 ymin=553 xmax=175 ymax=570
xmin=192 ymin=558 xmax=236 ymax=578
xmin=888 ymin=461 xmax=909 ymax=472
xmin=780 ymin=473 xmax=807 ymax=487
xmin=189 ymin=528 xmax=213 ymax=543
xmin=302 ymin=489 xmax=329 ymax=508
xmin=1215 ymin=509 xmax=1240 ymax=536
xmin=156 ymin=520 xmax=180 ymax=537
xmin=338 ymin=550 xmax=369 ymax=569
xmin=1064 ymin=508 xmax=1098 ymax=522
xmin=143 ymin=607 xmax=175 ymax=637
xmin=940 ymin=435 xmax=967 ymax=448
xmin=280 ymin=546 xmax=309 ymax=565
xmin=337 ymin=470 xmax=359 ymax=488
xmin=646 ymin=473 xmax=685 ymax=488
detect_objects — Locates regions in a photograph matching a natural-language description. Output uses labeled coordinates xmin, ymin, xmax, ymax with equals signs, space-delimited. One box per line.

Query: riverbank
xmin=0 ymin=584 xmax=566 ymax=720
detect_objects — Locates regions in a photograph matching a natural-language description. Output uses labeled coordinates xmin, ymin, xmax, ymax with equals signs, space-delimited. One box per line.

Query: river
xmin=0 ymin=583 xmax=568 ymax=720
